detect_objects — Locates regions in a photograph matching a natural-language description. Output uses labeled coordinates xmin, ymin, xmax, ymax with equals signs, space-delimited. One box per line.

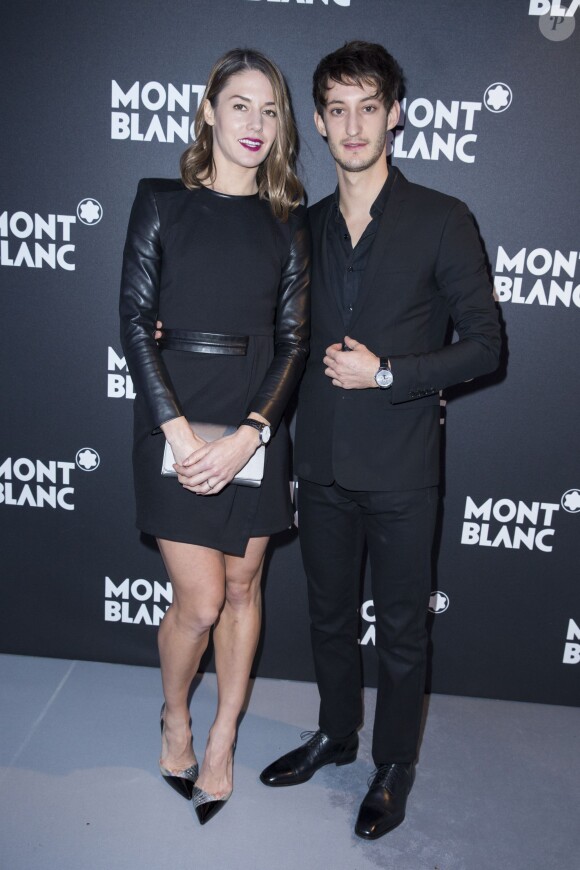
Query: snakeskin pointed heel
xmin=192 ymin=740 xmax=236 ymax=824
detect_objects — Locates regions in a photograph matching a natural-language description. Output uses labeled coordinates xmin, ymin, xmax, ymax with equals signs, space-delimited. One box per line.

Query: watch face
xmin=375 ymin=368 xmax=393 ymax=389
xmin=261 ymin=425 xmax=271 ymax=444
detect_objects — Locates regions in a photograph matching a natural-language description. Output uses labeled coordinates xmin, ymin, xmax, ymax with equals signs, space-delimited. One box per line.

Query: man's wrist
xmin=374 ymin=356 xmax=393 ymax=389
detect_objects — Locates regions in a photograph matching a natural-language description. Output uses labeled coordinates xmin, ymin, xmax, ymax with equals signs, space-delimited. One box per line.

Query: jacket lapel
xmin=314 ymin=197 xmax=345 ymax=327
xmin=349 ymin=168 xmax=408 ymax=332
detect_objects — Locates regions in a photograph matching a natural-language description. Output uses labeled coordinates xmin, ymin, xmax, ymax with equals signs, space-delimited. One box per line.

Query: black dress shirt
xmin=326 ymin=168 xmax=396 ymax=331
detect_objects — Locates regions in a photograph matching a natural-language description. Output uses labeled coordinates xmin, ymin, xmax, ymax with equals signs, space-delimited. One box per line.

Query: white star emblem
xmin=484 ymin=83 xmax=512 ymax=113
xmin=76 ymin=448 xmax=100 ymax=471
xmin=77 ymin=198 xmax=103 ymax=225
xmin=428 ymin=591 xmax=449 ymax=614
xmin=562 ymin=489 xmax=580 ymax=513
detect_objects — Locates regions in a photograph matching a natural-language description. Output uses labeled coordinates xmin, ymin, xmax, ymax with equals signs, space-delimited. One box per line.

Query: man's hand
xmin=323 ymin=336 xmax=379 ymax=389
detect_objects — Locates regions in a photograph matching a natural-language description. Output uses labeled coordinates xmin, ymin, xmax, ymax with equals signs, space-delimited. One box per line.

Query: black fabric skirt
xmin=132 ymin=339 xmax=293 ymax=556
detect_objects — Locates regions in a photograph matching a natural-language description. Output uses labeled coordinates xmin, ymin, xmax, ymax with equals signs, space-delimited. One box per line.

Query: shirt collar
xmin=332 ymin=165 xmax=398 ymax=221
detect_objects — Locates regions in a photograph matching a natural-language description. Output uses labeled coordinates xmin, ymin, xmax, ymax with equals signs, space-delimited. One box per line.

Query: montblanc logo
xmin=104 ymin=575 xmax=172 ymax=625
xmin=111 ymin=80 xmax=206 ymax=143
xmin=429 ymin=591 xmax=450 ymax=614
xmin=529 ymin=2 xmax=577 ymax=42
xmin=389 ymin=83 xmax=511 ymax=165
xmin=461 ymin=492 xmax=579 ymax=553
xmin=495 ymin=247 xmax=580 ymax=309
xmin=77 ymin=199 xmax=102 ymax=225
xmin=0 ymin=199 xmax=102 ymax=270
xmin=107 ymin=347 xmax=135 ymax=399
xmin=76 ymin=448 xmax=100 ymax=471
xmin=483 ymin=83 xmax=512 ymax=113
xmin=0 ymin=449 xmax=100 ymax=511
xmin=563 ymin=618 xmax=580 ymax=664
xmin=530 ymin=0 xmax=579 ymax=12
xmin=562 ymin=489 xmax=580 ymax=513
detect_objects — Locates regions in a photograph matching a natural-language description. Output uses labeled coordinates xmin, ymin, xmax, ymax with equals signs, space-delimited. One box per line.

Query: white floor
xmin=1 ymin=654 xmax=579 ymax=870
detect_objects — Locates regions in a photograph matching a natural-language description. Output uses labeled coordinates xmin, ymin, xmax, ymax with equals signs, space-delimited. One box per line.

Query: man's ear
xmin=203 ymin=99 xmax=215 ymax=127
xmin=387 ymin=100 xmax=400 ymax=132
xmin=314 ymin=110 xmax=327 ymax=138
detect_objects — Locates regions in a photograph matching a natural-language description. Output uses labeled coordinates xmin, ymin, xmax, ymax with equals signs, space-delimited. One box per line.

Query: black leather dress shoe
xmin=355 ymin=762 xmax=415 ymax=839
xmin=260 ymin=730 xmax=358 ymax=787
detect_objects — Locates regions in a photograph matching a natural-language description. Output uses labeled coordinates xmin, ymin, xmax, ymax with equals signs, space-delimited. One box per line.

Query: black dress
xmin=120 ymin=179 xmax=310 ymax=556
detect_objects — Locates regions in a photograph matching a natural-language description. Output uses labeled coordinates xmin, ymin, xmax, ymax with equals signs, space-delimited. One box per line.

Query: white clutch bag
xmin=161 ymin=421 xmax=265 ymax=487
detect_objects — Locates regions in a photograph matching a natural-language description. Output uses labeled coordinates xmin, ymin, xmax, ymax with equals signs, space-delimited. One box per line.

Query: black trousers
xmin=298 ymin=478 xmax=438 ymax=764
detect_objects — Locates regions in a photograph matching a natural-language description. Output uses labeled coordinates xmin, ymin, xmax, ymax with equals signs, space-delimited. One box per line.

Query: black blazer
xmin=294 ymin=168 xmax=501 ymax=491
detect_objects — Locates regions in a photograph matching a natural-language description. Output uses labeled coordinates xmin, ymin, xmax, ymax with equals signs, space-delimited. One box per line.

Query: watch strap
xmin=238 ymin=418 xmax=265 ymax=433
xmin=238 ymin=418 xmax=271 ymax=444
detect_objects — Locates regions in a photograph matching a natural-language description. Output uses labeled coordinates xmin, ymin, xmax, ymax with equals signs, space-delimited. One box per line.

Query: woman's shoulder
xmin=128 ymin=179 xmax=194 ymax=232
xmin=135 ymin=178 xmax=187 ymax=197
xmin=132 ymin=179 xmax=196 ymax=223
xmin=138 ymin=177 xmax=184 ymax=191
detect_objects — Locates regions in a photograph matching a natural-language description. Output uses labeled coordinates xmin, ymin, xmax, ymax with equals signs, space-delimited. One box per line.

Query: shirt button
xmin=347 ymin=266 xmax=353 ymax=272
xmin=344 ymin=233 xmax=349 ymax=240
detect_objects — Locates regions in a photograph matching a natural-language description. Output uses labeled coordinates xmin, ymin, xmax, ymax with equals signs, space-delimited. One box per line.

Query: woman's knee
xmin=224 ymin=571 xmax=261 ymax=608
xmin=171 ymin=597 xmax=223 ymax=634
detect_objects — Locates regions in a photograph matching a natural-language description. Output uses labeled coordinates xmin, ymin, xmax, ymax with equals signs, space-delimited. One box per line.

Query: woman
xmin=119 ymin=48 xmax=309 ymax=825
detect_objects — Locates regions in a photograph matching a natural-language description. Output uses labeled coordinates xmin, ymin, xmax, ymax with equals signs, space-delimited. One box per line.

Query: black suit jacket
xmin=294 ymin=168 xmax=501 ymax=491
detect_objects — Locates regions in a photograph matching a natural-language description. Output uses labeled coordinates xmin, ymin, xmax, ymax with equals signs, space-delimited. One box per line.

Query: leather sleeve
xmin=247 ymin=208 xmax=311 ymax=430
xmin=389 ymin=201 xmax=501 ymax=404
xmin=119 ymin=179 xmax=184 ymax=429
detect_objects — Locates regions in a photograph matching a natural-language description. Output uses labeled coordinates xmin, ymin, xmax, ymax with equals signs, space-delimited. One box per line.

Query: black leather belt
xmin=159 ymin=329 xmax=249 ymax=356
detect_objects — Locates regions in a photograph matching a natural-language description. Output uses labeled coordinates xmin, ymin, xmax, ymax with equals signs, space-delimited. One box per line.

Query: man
xmin=259 ymin=41 xmax=501 ymax=840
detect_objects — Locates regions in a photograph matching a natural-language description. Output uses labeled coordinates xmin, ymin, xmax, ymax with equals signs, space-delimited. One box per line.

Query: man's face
xmin=314 ymin=78 xmax=399 ymax=173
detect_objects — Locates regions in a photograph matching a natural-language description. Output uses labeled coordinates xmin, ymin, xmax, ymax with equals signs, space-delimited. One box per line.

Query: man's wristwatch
xmin=238 ymin=418 xmax=271 ymax=444
xmin=374 ymin=357 xmax=393 ymax=389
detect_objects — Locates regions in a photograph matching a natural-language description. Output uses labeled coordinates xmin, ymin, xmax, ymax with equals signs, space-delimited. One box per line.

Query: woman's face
xmin=204 ymin=70 xmax=278 ymax=177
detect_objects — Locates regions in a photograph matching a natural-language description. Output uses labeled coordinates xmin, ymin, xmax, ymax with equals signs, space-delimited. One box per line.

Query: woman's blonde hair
xmin=180 ymin=49 xmax=303 ymax=222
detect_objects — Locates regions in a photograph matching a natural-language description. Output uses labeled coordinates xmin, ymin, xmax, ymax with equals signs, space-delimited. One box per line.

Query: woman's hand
xmin=174 ymin=425 xmax=261 ymax=495
xmin=160 ymin=416 xmax=206 ymax=466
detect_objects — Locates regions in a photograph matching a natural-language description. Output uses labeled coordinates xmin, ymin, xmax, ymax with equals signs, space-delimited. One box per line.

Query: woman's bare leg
xmin=157 ymin=539 xmax=226 ymax=773
xmin=195 ymin=535 xmax=269 ymax=798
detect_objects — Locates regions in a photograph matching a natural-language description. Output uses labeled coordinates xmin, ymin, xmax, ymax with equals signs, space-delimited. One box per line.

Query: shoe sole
xmin=260 ymin=751 xmax=358 ymax=787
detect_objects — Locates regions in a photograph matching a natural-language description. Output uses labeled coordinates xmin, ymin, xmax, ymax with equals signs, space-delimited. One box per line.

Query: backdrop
xmin=2 ymin=0 xmax=579 ymax=707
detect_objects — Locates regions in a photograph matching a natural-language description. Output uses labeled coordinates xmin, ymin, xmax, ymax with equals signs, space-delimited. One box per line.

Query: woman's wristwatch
xmin=238 ymin=418 xmax=271 ymax=444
